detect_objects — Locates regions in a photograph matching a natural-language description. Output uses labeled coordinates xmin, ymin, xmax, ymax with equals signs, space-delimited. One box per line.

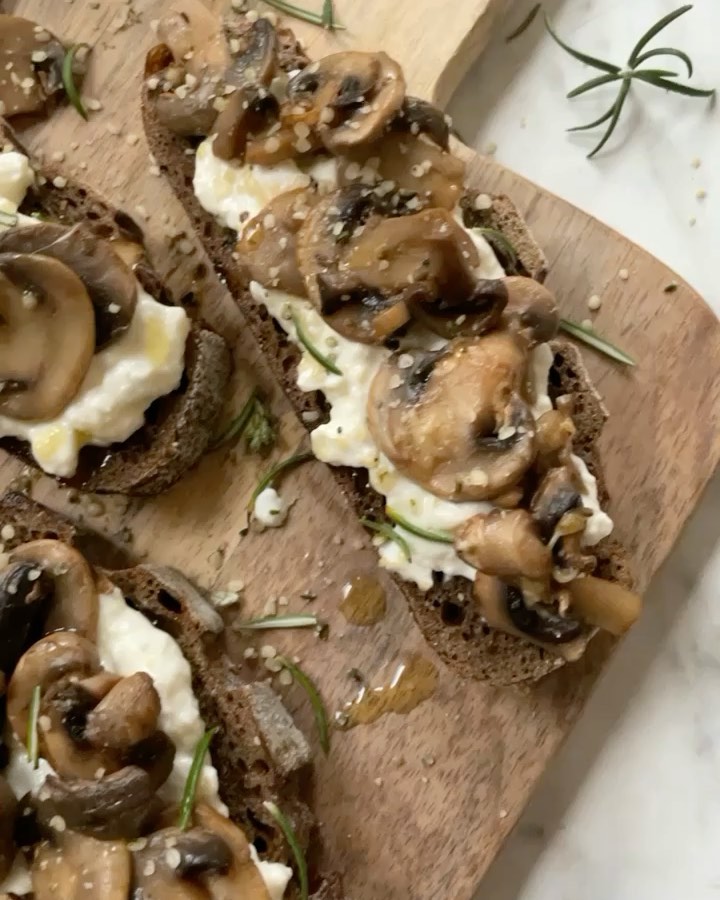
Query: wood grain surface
xmin=2 ymin=1 xmax=720 ymax=898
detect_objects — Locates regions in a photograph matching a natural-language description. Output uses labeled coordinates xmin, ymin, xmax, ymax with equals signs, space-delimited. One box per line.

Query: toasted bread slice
xmin=0 ymin=121 xmax=231 ymax=496
xmin=0 ymin=490 xmax=343 ymax=897
xmin=141 ymin=24 xmax=634 ymax=686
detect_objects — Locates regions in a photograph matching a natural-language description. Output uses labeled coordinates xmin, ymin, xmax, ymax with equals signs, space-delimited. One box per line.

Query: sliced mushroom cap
xmin=368 ymin=333 xmax=537 ymax=500
xmin=391 ymin=96 xmax=450 ymax=149
xmin=237 ymin=187 xmax=316 ymax=295
xmin=0 ymin=561 xmax=52 ymax=675
xmin=10 ymin=540 xmax=98 ymax=640
xmin=0 ymin=253 xmax=96 ymax=421
xmin=534 ymin=404 xmax=576 ymax=472
xmin=502 ymin=277 xmax=559 ymax=346
xmin=0 ymin=775 xmax=17 ymax=883
xmin=409 ymin=278 xmax=508 ymax=340
xmin=530 ymin=466 xmax=582 ymax=541
xmin=7 ymin=632 xmax=100 ymax=743
xmin=287 ymin=51 xmax=405 ymax=152
xmin=35 ymin=766 xmax=157 ymax=840
xmin=123 ymin=729 xmax=176 ymax=793
xmin=212 ymin=83 xmax=280 ymax=162
xmin=0 ymin=15 xmax=67 ymax=119
xmin=32 ymin=830 xmax=131 ymax=899
xmin=224 ymin=17 xmax=278 ymax=88
xmin=338 ymin=132 xmax=466 ymax=210
xmin=455 ymin=509 xmax=551 ymax=581
xmin=0 ymin=223 xmax=138 ymax=348
xmin=85 ymin=672 xmax=161 ymax=752
xmin=568 ymin=575 xmax=642 ymax=636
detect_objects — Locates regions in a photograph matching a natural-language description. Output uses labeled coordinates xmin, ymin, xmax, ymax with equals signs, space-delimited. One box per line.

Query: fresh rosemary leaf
xmin=477 ymin=228 xmax=518 ymax=268
xmin=559 ymin=318 xmax=636 ymax=367
xmin=249 ymin=450 xmax=314 ymax=509
xmin=292 ymin=310 xmax=343 ymax=376
xmin=246 ymin=398 xmax=277 ymax=453
xmin=360 ymin=517 xmax=412 ymax=562
xmin=386 ymin=508 xmax=454 ymax=544
xmin=235 ymin=613 xmax=319 ymax=630
xmin=26 ymin=685 xmax=41 ymax=769
xmin=630 ymin=72 xmax=715 ymax=98
xmin=276 ymin=656 xmax=330 ymax=755
xmin=211 ymin=388 xmax=258 ymax=449
xmin=587 ymin=78 xmax=631 ymax=158
xmin=263 ymin=801 xmax=309 ymax=900
xmin=544 ymin=14 xmax=621 ymax=74
xmin=634 ymin=46 xmax=693 ymax=77
xmin=567 ymin=105 xmax=616 ymax=133
xmin=566 ymin=72 xmax=622 ymax=99
xmin=260 ymin=0 xmax=345 ymax=30
xmin=321 ymin=0 xmax=334 ymax=30
xmin=505 ymin=3 xmax=541 ymax=43
xmin=178 ymin=727 xmax=218 ymax=830
xmin=62 ymin=44 xmax=90 ymax=120
xmin=628 ymin=4 xmax=693 ymax=66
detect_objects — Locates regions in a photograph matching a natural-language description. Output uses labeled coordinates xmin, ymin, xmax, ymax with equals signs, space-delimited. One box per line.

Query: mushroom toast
xmin=0 ymin=491 xmax=342 ymax=900
xmin=142 ymin=4 xmax=641 ymax=685
xmin=0 ymin=123 xmax=230 ymax=494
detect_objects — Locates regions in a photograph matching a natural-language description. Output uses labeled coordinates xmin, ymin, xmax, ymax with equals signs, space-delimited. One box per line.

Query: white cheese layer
xmin=1 ymin=585 xmax=288 ymax=898
xmin=0 ymin=151 xmax=35 ymax=213
xmin=253 ymin=485 xmax=289 ymax=527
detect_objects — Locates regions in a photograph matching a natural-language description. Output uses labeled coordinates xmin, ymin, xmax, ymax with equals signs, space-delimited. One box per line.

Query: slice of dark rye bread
xmin=141 ymin=26 xmax=635 ymax=686
xmin=0 ymin=490 xmax=343 ymax=899
xmin=0 ymin=120 xmax=232 ymax=496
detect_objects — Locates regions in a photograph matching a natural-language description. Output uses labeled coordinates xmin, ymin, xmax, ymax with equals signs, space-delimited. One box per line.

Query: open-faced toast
xmin=0 ymin=121 xmax=231 ymax=496
xmin=0 ymin=490 xmax=342 ymax=898
xmin=141 ymin=5 xmax=638 ymax=686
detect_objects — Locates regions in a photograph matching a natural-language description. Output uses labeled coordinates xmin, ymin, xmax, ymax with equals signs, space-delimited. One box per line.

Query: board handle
xmin=290 ymin=0 xmax=513 ymax=106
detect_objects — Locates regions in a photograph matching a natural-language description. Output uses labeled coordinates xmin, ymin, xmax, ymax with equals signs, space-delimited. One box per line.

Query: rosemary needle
xmin=249 ymin=450 xmax=314 ymax=509
xmin=260 ymin=0 xmax=344 ymax=31
xmin=62 ymin=44 xmax=90 ymax=120
xmin=506 ymin=4 xmax=541 ymax=43
xmin=276 ymin=656 xmax=330 ymax=754
xmin=560 ymin=319 xmax=636 ymax=367
xmin=263 ymin=801 xmax=309 ymax=900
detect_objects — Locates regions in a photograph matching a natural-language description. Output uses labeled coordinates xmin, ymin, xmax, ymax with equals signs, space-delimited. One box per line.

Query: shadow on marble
xmin=472 ymin=471 xmax=720 ymax=900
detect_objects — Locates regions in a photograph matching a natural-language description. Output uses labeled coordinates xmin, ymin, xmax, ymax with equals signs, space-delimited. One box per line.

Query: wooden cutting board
xmin=3 ymin=0 xmax=720 ymax=897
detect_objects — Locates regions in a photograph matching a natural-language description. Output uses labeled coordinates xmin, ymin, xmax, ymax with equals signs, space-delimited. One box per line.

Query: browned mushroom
xmin=502 ymin=277 xmax=559 ymax=346
xmin=534 ymin=404 xmax=576 ymax=472
xmin=391 ymin=96 xmax=450 ymax=149
xmin=0 ymin=253 xmax=96 ymax=421
xmin=212 ymin=83 xmax=280 ymax=162
xmin=567 ymin=575 xmax=643 ymax=636
xmin=10 ymin=540 xmax=98 ymax=639
xmin=0 ymin=223 xmax=138 ymax=348
xmin=32 ymin=830 xmax=131 ymax=898
xmin=85 ymin=672 xmax=161 ymax=752
xmin=368 ymin=333 xmax=537 ymax=500
xmin=0 ymin=15 xmax=69 ymax=120
xmin=455 ymin=509 xmax=551 ymax=582
xmin=0 ymin=560 xmax=53 ymax=675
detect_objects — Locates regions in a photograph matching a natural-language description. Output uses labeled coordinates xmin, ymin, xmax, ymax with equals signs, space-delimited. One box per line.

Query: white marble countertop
xmin=449 ymin=1 xmax=720 ymax=898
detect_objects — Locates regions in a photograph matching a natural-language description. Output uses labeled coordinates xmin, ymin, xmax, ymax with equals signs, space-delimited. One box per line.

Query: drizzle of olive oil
xmin=339 ymin=573 xmax=386 ymax=626
xmin=335 ymin=653 xmax=438 ymax=729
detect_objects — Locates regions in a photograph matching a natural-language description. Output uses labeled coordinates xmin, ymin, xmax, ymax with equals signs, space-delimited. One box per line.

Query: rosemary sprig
xmin=260 ymin=0 xmax=344 ymax=31
xmin=235 ymin=613 xmax=319 ymax=630
xmin=249 ymin=450 xmax=314 ymax=509
xmin=386 ymin=508 xmax=454 ymax=544
xmin=263 ymin=801 xmax=309 ymax=900
xmin=560 ymin=318 xmax=636 ymax=367
xmin=62 ymin=44 xmax=90 ymax=120
xmin=178 ymin=727 xmax=218 ymax=830
xmin=321 ymin=0 xmax=334 ymax=30
xmin=545 ymin=6 xmax=715 ymax=158
xmin=506 ymin=4 xmax=541 ymax=43
xmin=277 ymin=656 xmax=330 ymax=754
xmin=360 ymin=517 xmax=412 ymax=562
xmin=212 ymin=389 xmax=276 ymax=453
xmin=477 ymin=227 xmax=518 ymax=269
xmin=26 ymin=685 xmax=41 ymax=770
xmin=292 ymin=310 xmax=343 ymax=376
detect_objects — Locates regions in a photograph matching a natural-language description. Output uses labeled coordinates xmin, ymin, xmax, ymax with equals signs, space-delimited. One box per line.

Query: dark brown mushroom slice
xmin=502 ymin=276 xmax=559 ymax=346
xmin=212 ymin=83 xmax=280 ymax=162
xmin=123 ymin=730 xmax=175 ymax=793
xmin=455 ymin=509 xmax=552 ymax=582
xmin=0 ymin=223 xmax=137 ymax=348
xmin=133 ymin=826 xmax=234 ymax=889
xmin=390 ymin=96 xmax=450 ymax=149
xmin=237 ymin=187 xmax=317 ymax=295
xmin=35 ymin=766 xmax=157 ymax=840
xmin=534 ymin=403 xmax=576 ymax=472
xmin=530 ymin=466 xmax=582 ymax=541
xmin=0 ymin=252 xmax=96 ymax=421
xmin=0 ymin=560 xmax=52 ymax=675
xmin=224 ymin=17 xmax=278 ymax=87
xmin=84 ymin=672 xmax=161 ymax=752
xmin=0 ymin=15 xmax=68 ymax=120
xmin=0 ymin=775 xmax=17 ymax=883
xmin=367 ymin=333 xmax=537 ymax=501
xmin=409 ymin=279 xmax=508 ymax=340
xmin=32 ymin=831 xmax=131 ymax=899
xmin=10 ymin=540 xmax=98 ymax=640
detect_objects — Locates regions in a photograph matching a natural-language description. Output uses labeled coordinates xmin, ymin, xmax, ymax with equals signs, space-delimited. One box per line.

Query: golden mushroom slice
xmin=367 ymin=333 xmax=537 ymax=501
xmin=455 ymin=509 xmax=552 ymax=582
xmin=0 ymin=253 xmax=96 ymax=422
xmin=0 ymin=15 xmax=68 ymax=119
xmin=32 ymin=831 xmax=131 ymax=900
xmin=10 ymin=540 xmax=98 ymax=639
xmin=567 ymin=575 xmax=643 ymax=636
xmin=502 ymin=276 xmax=559 ymax=346
xmin=85 ymin=672 xmax=161 ymax=751
xmin=391 ymin=96 xmax=451 ymax=149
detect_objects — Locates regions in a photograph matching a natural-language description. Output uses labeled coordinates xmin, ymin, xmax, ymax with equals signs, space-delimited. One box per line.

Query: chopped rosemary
xmin=263 ymin=801 xmax=309 ymax=900
xmin=178 ymin=727 xmax=218 ymax=830
xmin=545 ymin=6 xmax=715 ymax=158
xmin=386 ymin=508 xmax=454 ymax=544
xmin=62 ymin=44 xmax=90 ymax=120
xmin=292 ymin=310 xmax=343 ymax=376
xmin=26 ymin=685 xmax=41 ymax=770
xmin=212 ymin=389 xmax=276 ymax=453
xmin=235 ymin=613 xmax=319 ymax=630
xmin=560 ymin=318 xmax=636 ymax=367
xmin=321 ymin=0 xmax=334 ymax=30
xmin=260 ymin=0 xmax=344 ymax=31
xmin=477 ymin=227 xmax=518 ymax=269
xmin=360 ymin=517 xmax=412 ymax=562
xmin=276 ymin=656 xmax=330 ymax=755
xmin=249 ymin=450 xmax=314 ymax=509
xmin=0 ymin=211 xmax=18 ymax=228
xmin=506 ymin=4 xmax=541 ymax=43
